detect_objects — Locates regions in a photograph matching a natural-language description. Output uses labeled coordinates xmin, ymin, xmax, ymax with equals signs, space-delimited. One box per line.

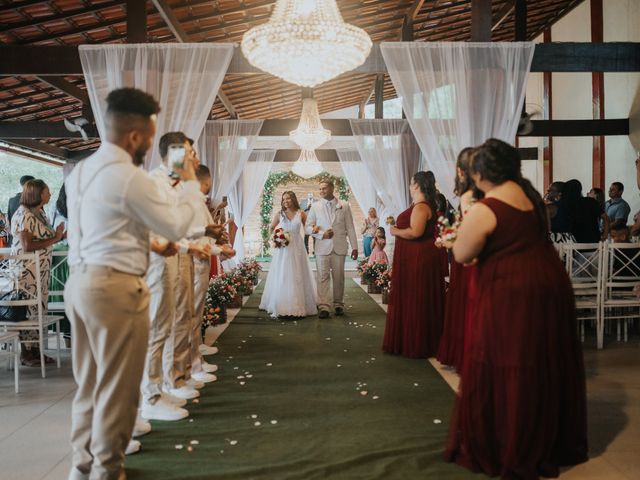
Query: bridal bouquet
xmin=272 ymin=228 xmax=291 ymax=248
xmin=435 ymin=213 xmax=461 ymax=249
xmin=385 ymin=216 xmax=396 ymax=226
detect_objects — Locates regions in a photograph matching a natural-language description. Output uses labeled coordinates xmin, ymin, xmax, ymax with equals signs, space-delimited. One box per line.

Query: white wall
xmin=604 ymin=0 xmax=640 ymax=215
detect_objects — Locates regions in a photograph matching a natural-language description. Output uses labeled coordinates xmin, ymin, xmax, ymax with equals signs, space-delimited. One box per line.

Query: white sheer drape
xmin=196 ymin=120 xmax=264 ymax=205
xmin=227 ymin=150 xmax=275 ymax=263
xmin=349 ymin=119 xmax=422 ymax=219
xmin=336 ymin=150 xmax=381 ymax=215
xmin=380 ymin=42 xmax=535 ymax=198
xmin=79 ymin=44 xmax=234 ymax=170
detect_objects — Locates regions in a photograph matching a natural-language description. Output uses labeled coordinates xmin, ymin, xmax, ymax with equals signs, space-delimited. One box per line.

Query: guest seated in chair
xmin=9 ymin=179 xmax=65 ymax=366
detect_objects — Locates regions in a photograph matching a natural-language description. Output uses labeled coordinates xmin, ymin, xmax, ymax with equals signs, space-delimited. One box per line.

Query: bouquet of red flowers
xmin=272 ymin=228 xmax=291 ymax=248
xmin=238 ymin=258 xmax=262 ymax=284
xmin=435 ymin=213 xmax=461 ymax=249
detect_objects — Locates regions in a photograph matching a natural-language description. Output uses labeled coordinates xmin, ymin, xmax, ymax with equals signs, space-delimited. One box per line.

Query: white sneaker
xmin=141 ymin=397 xmax=189 ymax=421
xmin=125 ymin=439 xmax=141 ymax=455
xmin=186 ymin=378 xmax=205 ymax=390
xmin=168 ymin=385 xmax=200 ymax=399
xmin=199 ymin=345 xmax=219 ymax=355
xmin=191 ymin=371 xmax=217 ymax=383
xmin=201 ymin=361 xmax=218 ymax=373
xmin=132 ymin=417 xmax=151 ymax=438
xmin=160 ymin=391 xmax=187 ymax=407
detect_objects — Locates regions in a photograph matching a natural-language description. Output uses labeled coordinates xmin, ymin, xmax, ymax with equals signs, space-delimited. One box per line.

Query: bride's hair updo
xmin=471 ymin=138 xmax=548 ymax=234
xmin=281 ymin=191 xmax=301 ymax=212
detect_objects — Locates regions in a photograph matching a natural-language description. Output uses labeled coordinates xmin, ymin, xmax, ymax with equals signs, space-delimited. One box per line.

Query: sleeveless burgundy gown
xmin=436 ymin=259 xmax=469 ymax=371
xmin=383 ymin=201 xmax=445 ymax=358
xmin=445 ymin=198 xmax=588 ymax=479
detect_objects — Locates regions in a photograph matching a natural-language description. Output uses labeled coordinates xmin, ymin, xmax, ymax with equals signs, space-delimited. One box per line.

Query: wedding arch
xmin=260 ymin=171 xmax=350 ymax=251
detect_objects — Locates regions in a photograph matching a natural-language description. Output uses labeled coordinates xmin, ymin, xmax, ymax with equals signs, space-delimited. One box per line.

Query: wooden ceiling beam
xmin=0 ymin=1 xmax=126 ymax=33
xmin=492 ymin=0 xmax=516 ymax=32
xmin=151 ymin=0 xmax=237 ymax=118
xmin=4 ymin=118 xmax=629 ymax=140
xmin=2 ymin=42 xmax=640 ymax=76
xmin=4 ymin=139 xmax=70 ymax=159
xmin=127 ymin=0 xmax=148 ymax=43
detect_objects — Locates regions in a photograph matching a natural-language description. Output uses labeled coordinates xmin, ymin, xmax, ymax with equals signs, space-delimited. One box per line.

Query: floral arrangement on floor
xmin=272 ymin=227 xmax=291 ymax=249
xmin=375 ymin=269 xmax=392 ymax=290
xmin=238 ymin=258 xmax=262 ymax=285
xmin=226 ymin=268 xmax=254 ymax=297
xmin=435 ymin=213 xmax=461 ymax=249
xmin=356 ymin=258 xmax=369 ymax=277
xmin=203 ymin=274 xmax=237 ymax=329
xmin=362 ymin=261 xmax=388 ymax=284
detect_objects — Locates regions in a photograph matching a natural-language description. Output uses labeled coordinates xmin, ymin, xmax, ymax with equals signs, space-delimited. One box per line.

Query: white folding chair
xmin=47 ymin=249 xmax=68 ymax=316
xmin=601 ymin=242 xmax=640 ymax=347
xmin=0 ymin=248 xmax=63 ymax=378
xmin=0 ymin=331 xmax=20 ymax=393
xmin=563 ymin=242 xmax=603 ymax=348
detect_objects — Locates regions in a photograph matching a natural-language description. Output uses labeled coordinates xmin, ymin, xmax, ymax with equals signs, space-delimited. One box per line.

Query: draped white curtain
xmin=197 ymin=120 xmax=264 ymax=205
xmin=227 ymin=150 xmax=275 ymax=263
xmin=79 ymin=44 xmax=234 ymax=169
xmin=380 ymin=42 xmax=535 ymax=198
xmin=349 ymin=119 xmax=422 ymax=219
xmin=335 ymin=150 xmax=381 ymax=215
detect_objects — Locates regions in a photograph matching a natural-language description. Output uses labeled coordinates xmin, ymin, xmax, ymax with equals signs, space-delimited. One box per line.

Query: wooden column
xmin=126 ymin=0 xmax=147 ymax=43
xmin=591 ymin=0 xmax=605 ymax=188
xmin=543 ymin=28 xmax=553 ymax=189
xmin=471 ymin=0 xmax=492 ymax=41
xmin=374 ymin=75 xmax=384 ymax=119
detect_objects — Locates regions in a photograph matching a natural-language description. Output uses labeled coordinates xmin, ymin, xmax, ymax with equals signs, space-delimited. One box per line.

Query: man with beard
xmin=64 ymin=88 xmax=225 ymax=480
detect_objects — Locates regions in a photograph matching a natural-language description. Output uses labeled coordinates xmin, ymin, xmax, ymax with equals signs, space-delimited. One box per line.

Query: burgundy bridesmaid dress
xmin=436 ymin=259 xmax=469 ymax=371
xmin=445 ymin=198 xmax=588 ymax=479
xmin=383 ymin=201 xmax=445 ymax=358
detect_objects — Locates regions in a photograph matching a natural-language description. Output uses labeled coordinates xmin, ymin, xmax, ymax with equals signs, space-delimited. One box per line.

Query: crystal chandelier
xmin=289 ymin=98 xmax=331 ymax=150
xmin=292 ymin=149 xmax=323 ymax=179
xmin=241 ymin=0 xmax=372 ymax=87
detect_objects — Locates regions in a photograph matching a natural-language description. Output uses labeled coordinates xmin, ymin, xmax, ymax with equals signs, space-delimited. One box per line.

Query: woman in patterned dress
xmin=10 ymin=179 xmax=65 ymax=366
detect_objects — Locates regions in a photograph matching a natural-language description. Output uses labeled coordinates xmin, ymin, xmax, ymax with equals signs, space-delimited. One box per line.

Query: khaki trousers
xmin=315 ymin=253 xmax=346 ymax=312
xmin=140 ymin=253 xmax=177 ymax=403
xmin=163 ymin=253 xmax=194 ymax=388
xmin=65 ymin=265 xmax=149 ymax=480
xmin=190 ymin=258 xmax=211 ymax=375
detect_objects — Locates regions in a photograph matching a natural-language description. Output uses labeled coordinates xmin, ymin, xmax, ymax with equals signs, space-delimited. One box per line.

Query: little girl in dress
xmin=368 ymin=227 xmax=389 ymax=264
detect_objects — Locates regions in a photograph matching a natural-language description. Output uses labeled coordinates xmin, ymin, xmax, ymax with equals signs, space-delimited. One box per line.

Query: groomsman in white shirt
xmin=64 ymin=88 xmax=226 ymax=480
xmin=141 ymin=132 xmax=194 ymax=420
xmin=162 ymin=138 xmax=231 ymax=401
xmin=189 ymin=164 xmax=235 ymax=381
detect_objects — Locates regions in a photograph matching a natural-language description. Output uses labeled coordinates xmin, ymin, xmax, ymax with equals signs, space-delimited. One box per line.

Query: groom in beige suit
xmin=306 ymin=180 xmax=358 ymax=318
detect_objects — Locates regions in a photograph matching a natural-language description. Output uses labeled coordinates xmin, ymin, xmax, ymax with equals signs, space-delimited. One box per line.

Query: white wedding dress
xmin=259 ymin=210 xmax=318 ymax=318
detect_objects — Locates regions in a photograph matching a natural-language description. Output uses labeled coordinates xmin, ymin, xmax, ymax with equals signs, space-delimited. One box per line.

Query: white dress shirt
xmin=65 ymin=142 xmax=203 ymax=276
xmin=191 ymin=192 xmax=222 ymax=255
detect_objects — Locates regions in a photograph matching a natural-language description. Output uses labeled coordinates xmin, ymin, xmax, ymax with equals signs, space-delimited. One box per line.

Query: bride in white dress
xmin=260 ymin=191 xmax=318 ymax=318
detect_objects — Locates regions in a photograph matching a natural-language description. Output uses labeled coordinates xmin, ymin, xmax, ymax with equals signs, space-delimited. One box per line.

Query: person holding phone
xmin=64 ymin=88 xmax=226 ymax=480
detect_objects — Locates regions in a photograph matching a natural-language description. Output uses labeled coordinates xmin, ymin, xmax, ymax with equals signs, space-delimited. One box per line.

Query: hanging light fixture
xmin=241 ymin=0 xmax=372 ymax=87
xmin=289 ymin=98 xmax=331 ymax=150
xmin=292 ymin=149 xmax=323 ymax=179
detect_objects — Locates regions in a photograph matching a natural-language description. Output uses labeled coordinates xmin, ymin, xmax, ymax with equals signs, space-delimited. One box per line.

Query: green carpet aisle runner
xmin=126 ymin=279 xmax=481 ymax=480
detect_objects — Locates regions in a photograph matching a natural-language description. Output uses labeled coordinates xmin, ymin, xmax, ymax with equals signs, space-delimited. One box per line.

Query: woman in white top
xmin=260 ymin=191 xmax=318 ymax=318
